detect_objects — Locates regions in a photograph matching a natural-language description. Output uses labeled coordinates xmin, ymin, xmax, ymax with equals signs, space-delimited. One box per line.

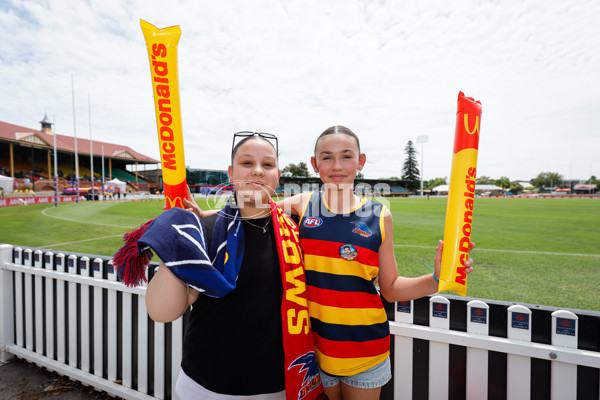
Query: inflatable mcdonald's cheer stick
xmin=438 ymin=92 xmax=482 ymax=296
xmin=141 ymin=20 xmax=188 ymax=209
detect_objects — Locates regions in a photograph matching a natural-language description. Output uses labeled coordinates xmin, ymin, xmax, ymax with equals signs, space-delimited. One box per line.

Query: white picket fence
xmin=390 ymin=297 xmax=600 ymax=399
xmin=1 ymin=243 xmax=599 ymax=399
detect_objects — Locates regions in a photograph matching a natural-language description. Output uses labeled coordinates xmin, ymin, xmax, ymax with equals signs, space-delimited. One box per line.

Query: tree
xmin=401 ymin=141 xmax=420 ymax=190
xmin=356 ymin=171 xmax=364 ymax=179
xmin=425 ymin=177 xmax=447 ymax=190
xmin=494 ymin=176 xmax=511 ymax=189
xmin=532 ymin=172 xmax=563 ymax=188
xmin=281 ymin=162 xmax=310 ymax=177
xmin=476 ymin=176 xmax=494 ymax=185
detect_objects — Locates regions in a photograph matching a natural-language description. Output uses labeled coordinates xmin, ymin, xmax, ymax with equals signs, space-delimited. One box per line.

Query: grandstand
xmin=0 ymin=115 xmax=159 ymax=193
xmin=1 ymin=115 xmax=412 ymax=196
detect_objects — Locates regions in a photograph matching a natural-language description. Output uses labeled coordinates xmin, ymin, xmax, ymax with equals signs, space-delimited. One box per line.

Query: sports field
xmin=1 ymin=197 xmax=598 ymax=311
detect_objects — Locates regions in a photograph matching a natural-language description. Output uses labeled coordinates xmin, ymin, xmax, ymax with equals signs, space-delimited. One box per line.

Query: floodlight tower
xmin=416 ymin=135 xmax=428 ymax=196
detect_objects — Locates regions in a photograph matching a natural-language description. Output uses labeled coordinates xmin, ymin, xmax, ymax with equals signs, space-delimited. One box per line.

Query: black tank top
xmin=181 ymin=213 xmax=284 ymax=395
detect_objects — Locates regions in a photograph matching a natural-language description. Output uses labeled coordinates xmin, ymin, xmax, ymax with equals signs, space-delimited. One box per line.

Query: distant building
xmin=515 ymin=181 xmax=534 ymax=189
xmin=431 ymin=184 xmax=503 ymax=195
xmin=0 ymin=116 xmax=159 ymax=190
xmin=573 ymin=184 xmax=598 ymax=194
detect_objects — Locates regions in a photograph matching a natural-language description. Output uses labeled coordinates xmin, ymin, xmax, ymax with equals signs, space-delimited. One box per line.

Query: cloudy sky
xmin=1 ymin=0 xmax=598 ymax=183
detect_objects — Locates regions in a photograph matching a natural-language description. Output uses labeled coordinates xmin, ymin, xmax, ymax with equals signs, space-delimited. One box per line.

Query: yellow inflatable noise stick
xmin=140 ymin=20 xmax=188 ymax=209
xmin=438 ymin=91 xmax=482 ymax=296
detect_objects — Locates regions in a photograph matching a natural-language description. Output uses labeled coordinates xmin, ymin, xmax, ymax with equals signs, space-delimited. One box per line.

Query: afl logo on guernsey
xmin=303 ymin=217 xmax=323 ymax=228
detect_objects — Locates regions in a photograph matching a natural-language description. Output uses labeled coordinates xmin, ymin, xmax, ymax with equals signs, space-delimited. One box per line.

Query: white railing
xmin=389 ymin=297 xmax=600 ymax=399
xmin=1 ymin=243 xmax=599 ymax=399
xmin=0 ymin=244 xmax=182 ymax=400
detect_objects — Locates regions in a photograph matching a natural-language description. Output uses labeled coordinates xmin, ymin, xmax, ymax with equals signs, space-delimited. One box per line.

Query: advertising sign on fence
xmin=0 ymin=196 xmax=79 ymax=208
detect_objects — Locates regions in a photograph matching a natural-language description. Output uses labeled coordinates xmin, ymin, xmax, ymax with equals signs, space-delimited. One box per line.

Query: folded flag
xmin=113 ymin=197 xmax=244 ymax=298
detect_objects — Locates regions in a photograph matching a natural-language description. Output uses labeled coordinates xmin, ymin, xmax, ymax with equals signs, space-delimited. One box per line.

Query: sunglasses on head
xmin=231 ymin=131 xmax=279 ymax=158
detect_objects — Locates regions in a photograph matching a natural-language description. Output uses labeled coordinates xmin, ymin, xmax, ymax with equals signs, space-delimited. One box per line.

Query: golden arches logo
xmin=165 ymin=195 xmax=184 ymax=209
xmin=464 ymin=114 xmax=480 ymax=135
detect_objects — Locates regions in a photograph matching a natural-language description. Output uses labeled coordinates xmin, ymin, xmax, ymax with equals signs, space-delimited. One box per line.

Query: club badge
xmin=351 ymin=221 xmax=372 ymax=237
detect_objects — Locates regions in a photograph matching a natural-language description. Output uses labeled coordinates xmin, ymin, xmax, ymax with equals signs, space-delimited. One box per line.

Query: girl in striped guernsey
xmin=277 ymin=125 xmax=475 ymax=400
xmin=186 ymin=126 xmax=475 ymax=400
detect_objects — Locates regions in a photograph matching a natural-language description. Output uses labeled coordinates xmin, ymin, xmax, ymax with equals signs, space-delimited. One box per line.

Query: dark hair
xmin=314 ymin=125 xmax=361 ymax=155
xmin=231 ymin=135 xmax=278 ymax=164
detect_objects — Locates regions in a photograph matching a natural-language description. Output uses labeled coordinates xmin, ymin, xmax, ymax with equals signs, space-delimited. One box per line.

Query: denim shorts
xmin=319 ymin=357 xmax=391 ymax=389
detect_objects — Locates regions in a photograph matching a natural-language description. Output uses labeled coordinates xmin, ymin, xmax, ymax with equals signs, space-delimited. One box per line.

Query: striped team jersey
xmin=298 ymin=191 xmax=389 ymax=376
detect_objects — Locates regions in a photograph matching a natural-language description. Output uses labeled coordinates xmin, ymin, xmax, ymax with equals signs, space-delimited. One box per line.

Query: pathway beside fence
xmin=1 ymin=243 xmax=599 ymax=399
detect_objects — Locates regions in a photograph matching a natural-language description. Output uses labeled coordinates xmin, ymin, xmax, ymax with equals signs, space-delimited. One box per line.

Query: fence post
xmin=34 ymin=250 xmax=44 ymax=357
xmin=0 ymin=244 xmax=15 ymax=362
xmin=67 ymin=254 xmax=78 ymax=368
xmin=429 ymin=295 xmax=450 ymax=400
xmin=24 ymin=248 xmax=33 ymax=352
xmin=56 ymin=253 xmax=66 ymax=364
xmin=92 ymin=258 xmax=104 ymax=378
xmin=154 ymin=320 xmax=166 ymax=399
xmin=551 ymin=310 xmax=578 ymax=399
xmin=138 ymin=267 xmax=149 ymax=394
xmin=122 ymin=271 xmax=133 ymax=389
xmin=394 ymin=300 xmax=414 ymax=400
xmin=107 ymin=260 xmax=118 ymax=383
xmin=172 ymin=316 xmax=183 ymax=400
xmin=44 ymin=251 xmax=55 ymax=360
xmin=80 ymin=256 xmax=91 ymax=373
xmin=13 ymin=247 xmax=23 ymax=349
xmin=466 ymin=299 xmax=489 ymax=400
xmin=506 ymin=304 xmax=532 ymax=400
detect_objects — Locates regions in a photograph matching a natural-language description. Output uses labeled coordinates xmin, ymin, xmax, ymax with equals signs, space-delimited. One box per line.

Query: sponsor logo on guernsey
xmin=339 ymin=244 xmax=358 ymax=261
xmin=351 ymin=221 xmax=372 ymax=237
xmin=303 ymin=217 xmax=322 ymax=228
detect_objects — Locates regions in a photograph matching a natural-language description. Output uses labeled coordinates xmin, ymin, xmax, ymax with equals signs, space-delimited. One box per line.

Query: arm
xmin=276 ymin=192 xmax=310 ymax=217
xmin=183 ymin=197 xmax=219 ymax=218
xmin=377 ymin=209 xmax=474 ymax=302
xmin=145 ymin=263 xmax=200 ymax=323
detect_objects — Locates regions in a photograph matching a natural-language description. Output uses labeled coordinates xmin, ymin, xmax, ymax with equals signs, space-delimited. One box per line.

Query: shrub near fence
xmin=1 ymin=244 xmax=599 ymax=400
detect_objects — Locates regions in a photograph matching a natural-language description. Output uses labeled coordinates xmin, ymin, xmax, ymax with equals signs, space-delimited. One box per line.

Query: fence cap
xmin=467 ymin=300 xmax=489 ymax=309
xmin=508 ymin=304 xmax=532 ymax=314
xmin=430 ymin=295 xmax=450 ymax=304
xmin=552 ymin=310 xmax=579 ymax=320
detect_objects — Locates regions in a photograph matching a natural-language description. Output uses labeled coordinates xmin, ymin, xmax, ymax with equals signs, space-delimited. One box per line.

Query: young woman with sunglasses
xmin=146 ymin=132 xmax=324 ymax=400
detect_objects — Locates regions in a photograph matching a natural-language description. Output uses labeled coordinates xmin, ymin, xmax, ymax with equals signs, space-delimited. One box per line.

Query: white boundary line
xmin=41 ymin=207 xmax=136 ymax=228
xmin=394 ymin=244 xmax=600 ymax=257
xmin=43 ymin=235 xmax=125 ymax=248
xmin=40 ymin=206 xmax=135 ymax=248
xmin=39 ymin=206 xmax=599 ymax=258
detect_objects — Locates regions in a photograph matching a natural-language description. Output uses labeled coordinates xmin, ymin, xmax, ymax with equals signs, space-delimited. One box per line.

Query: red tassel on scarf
xmin=112 ymin=219 xmax=155 ymax=287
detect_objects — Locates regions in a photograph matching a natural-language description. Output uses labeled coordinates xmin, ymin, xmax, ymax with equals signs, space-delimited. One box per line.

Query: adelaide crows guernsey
xmin=299 ymin=191 xmax=389 ymax=376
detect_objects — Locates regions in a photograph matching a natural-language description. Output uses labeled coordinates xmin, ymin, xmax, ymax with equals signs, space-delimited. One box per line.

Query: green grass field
xmin=1 ymin=197 xmax=599 ymax=311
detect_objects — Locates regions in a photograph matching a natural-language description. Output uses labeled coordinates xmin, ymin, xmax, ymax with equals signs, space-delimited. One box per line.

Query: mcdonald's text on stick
xmin=439 ymin=91 xmax=482 ymax=296
xmin=141 ymin=20 xmax=188 ymax=209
